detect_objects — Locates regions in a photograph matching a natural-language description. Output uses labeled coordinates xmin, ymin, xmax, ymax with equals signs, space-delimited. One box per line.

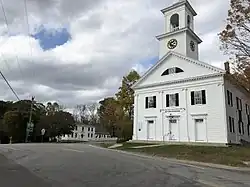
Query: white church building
xmin=132 ymin=0 xmax=250 ymax=144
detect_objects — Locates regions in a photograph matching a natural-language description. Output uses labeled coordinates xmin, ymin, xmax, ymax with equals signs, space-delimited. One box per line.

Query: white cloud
xmin=0 ymin=0 xmax=231 ymax=107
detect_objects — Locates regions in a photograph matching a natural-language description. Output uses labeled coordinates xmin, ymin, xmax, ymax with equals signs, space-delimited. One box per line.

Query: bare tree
xmin=73 ymin=104 xmax=89 ymax=124
xmin=219 ymin=0 xmax=250 ymax=90
xmin=86 ymin=103 xmax=99 ymax=126
xmin=73 ymin=103 xmax=99 ymax=126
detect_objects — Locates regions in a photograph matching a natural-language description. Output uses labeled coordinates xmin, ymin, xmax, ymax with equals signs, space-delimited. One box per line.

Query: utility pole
xmin=29 ymin=96 xmax=35 ymax=124
xmin=25 ymin=96 xmax=35 ymax=143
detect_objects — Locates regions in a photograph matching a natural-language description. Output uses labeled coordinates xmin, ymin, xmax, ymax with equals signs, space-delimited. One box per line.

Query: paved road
xmin=0 ymin=143 xmax=250 ymax=187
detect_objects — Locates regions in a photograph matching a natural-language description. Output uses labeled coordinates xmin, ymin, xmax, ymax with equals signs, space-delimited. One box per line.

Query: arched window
xmin=161 ymin=67 xmax=184 ymax=76
xmin=170 ymin=14 xmax=179 ymax=31
xmin=187 ymin=15 xmax=191 ymax=27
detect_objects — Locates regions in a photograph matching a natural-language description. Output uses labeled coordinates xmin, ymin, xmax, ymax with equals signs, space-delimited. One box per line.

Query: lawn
xmin=116 ymin=144 xmax=250 ymax=167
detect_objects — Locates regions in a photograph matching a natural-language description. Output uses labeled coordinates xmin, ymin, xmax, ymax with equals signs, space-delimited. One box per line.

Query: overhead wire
xmin=23 ymin=0 xmax=33 ymax=68
xmin=0 ymin=0 xmax=24 ymax=78
xmin=0 ymin=53 xmax=20 ymax=100
xmin=23 ymin=0 xmax=35 ymax=100
xmin=0 ymin=0 xmax=21 ymax=100
xmin=0 ymin=70 xmax=20 ymax=100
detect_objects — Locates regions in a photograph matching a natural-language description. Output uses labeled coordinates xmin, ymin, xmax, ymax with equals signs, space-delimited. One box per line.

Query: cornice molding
xmin=160 ymin=0 xmax=197 ymax=16
xmin=134 ymin=73 xmax=224 ymax=90
xmin=156 ymin=27 xmax=202 ymax=44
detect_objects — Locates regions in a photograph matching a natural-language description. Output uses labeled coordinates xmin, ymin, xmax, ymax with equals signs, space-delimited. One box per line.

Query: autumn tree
xmin=219 ymin=0 xmax=250 ymax=90
xmin=115 ymin=70 xmax=140 ymax=119
xmin=98 ymin=97 xmax=119 ymax=137
xmin=114 ymin=70 xmax=140 ymax=140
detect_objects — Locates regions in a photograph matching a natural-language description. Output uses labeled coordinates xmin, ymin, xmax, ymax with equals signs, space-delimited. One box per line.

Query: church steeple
xmin=156 ymin=0 xmax=202 ymax=60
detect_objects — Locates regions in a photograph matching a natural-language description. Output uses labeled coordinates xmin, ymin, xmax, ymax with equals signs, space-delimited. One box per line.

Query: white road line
xmin=196 ymin=179 xmax=223 ymax=187
xmin=0 ymin=146 xmax=20 ymax=151
xmin=62 ymin=148 xmax=84 ymax=153
xmin=178 ymin=163 xmax=205 ymax=170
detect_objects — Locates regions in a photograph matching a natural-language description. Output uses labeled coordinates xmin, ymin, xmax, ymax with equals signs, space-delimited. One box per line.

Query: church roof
xmin=161 ymin=0 xmax=197 ymax=16
xmin=132 ymin=51 xmax=226 ymax=89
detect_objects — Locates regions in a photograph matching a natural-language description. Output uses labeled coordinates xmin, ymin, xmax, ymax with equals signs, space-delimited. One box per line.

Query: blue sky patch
xmin=141 ymin=56 xmax=158 ymax=66
xmin=33 ymin=25 xmax=71 ymax=50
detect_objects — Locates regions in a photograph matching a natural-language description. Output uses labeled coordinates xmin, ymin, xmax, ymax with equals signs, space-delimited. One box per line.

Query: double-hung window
xmin=191 ymin=90 xmax=206 ymax=105
xmin=145 ymin=96 xmax=156 ymax=108
xmin=166 ymin=93 xmax=179 ymax=107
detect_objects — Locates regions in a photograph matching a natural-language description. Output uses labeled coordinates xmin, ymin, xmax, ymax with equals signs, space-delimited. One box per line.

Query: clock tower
xmin=156 ymin=0 xmax=202 ymax=60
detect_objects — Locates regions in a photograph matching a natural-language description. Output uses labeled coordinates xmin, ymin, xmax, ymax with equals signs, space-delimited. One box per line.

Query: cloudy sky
xmin=0 ymin=0 xmax=230 ymax=109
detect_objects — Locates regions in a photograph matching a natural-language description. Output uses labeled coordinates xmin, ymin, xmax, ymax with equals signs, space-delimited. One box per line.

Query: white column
xmin=160 ymin=91 xmax=164 ymax=141
xmin=184 ymin=88 xmax=190 ymax=142
xmin=133 ymin=94 xmax=138 ymax=140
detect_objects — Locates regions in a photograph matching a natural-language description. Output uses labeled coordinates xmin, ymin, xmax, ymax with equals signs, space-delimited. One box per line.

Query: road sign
xmin=26 ymin=122 xmax=34 ymax=132
xmin=41 ymin=128 xmax=46 ymax=135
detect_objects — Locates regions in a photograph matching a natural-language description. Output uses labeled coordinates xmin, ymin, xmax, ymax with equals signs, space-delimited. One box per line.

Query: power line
xmin=0 ymin=70 xmax=20 ymax=101
xmin=23 ymin=0 xmax=33 ymax=75
xmin=0 ymin=0 xmax=24 ymax=78
xmin=0 ymin=52 xmax=11 ymax=72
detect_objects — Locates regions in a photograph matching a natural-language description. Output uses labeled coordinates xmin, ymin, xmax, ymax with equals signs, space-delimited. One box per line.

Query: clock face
xmin=190 ymin=41 xmax=195 ymax=51
xmin=167 ymin=39 xmax=178 ymax=49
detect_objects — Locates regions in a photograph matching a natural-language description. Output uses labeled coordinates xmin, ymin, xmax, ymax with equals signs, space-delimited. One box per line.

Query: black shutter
xmin=227 ymin=90 xmax=230 ymax=105
xmin=166 ymin=94 xmax=169 ymax=107
xmin=232 ymin=118 xmax=235 ymax=133
xmin=239 ymin=99 xmax=242 ymax=110
xmin=248 ymin=124 xmax=250 ymax=136
xmin=229 ymin=116 xmax=232 ymax=132
xmin=145 ymin=97 xmax=148 ymax=109
xmin=202 ymin=90 xmax=206 ymax=104
xmin=191 ymin=91 xmax=194 ymax=105
xmin=175 ymin=93 xmax=179 ymax=106
xmin=236 ymin=97 xmax=239 ymax=109
xmin=230 ymin=92 xmax=233 ymax=106
xmin=153 ymin=96 xmax=156 ymax=108
xmin=239 ymin=122 xmax=241 ymax=134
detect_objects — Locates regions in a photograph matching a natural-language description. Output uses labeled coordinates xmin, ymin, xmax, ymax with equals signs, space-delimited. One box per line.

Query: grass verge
xmin=115 ymin=144 xmax=250 ymax=167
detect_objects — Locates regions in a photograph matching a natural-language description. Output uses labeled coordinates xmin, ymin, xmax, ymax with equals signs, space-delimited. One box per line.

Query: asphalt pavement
xmin=0 ymin=143 xmax=250 ymax=187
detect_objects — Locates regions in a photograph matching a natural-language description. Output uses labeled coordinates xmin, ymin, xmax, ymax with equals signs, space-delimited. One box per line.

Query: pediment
xmin=132 ymin=52 xmax=225 ymax=89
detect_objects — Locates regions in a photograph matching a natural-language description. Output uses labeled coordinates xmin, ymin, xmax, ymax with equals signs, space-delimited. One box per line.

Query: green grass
xmin=117 ymin=144 xmax=250 ymax=167
xmin=98 ymin=143 xmax=116 ymax=148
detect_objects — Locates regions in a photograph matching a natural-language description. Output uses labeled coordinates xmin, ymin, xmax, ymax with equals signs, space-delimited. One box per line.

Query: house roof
xmin=132 ymin=51 xmax=226 ymax=89
xmin=75 ymin=123 xmax=95 ymax=128
xmin=224 ymin=73 xmax=250 ymax=99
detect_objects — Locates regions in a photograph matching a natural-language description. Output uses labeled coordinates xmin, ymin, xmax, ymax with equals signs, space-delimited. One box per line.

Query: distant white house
xmin=60 ymin=123 xmax=117 ymax=142
xmin=61 ymin=123 xmax=96 ymax=142
xmin=132 ymin=0 xmax=250 ymax=145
